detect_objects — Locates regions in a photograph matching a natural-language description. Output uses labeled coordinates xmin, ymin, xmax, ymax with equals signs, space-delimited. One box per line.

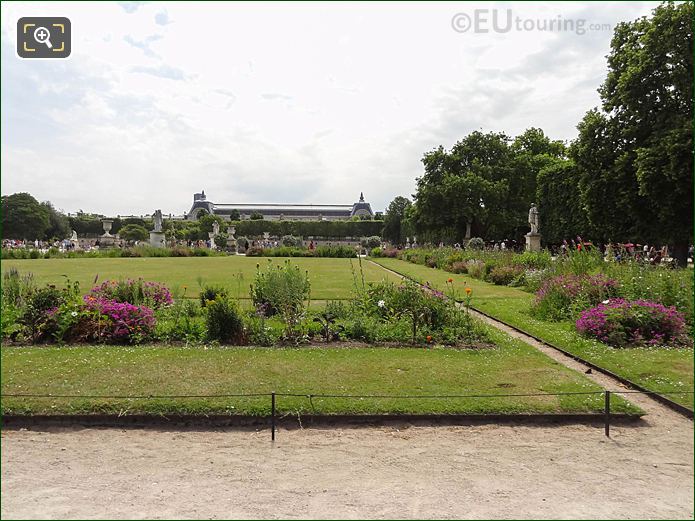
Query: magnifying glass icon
xmin=33 ymin=26 xmax=53 ymax=49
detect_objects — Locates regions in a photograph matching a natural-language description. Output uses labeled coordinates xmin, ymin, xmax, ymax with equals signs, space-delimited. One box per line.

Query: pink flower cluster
xmin=83 ymin=296 xmax=155 ymax=342
xmin=576 ymin=298 xmax=687 ymax=347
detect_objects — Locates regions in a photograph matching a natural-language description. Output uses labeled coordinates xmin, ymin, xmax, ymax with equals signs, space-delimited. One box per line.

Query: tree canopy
xmin=382 ymin=196 xmax=412 ymax=245
xmin=2 ymin=193 xmax=51 ymax=240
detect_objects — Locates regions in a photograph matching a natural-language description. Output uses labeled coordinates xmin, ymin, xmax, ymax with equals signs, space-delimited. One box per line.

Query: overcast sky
xmin=1 ymin=1 xmax=659 ymax=216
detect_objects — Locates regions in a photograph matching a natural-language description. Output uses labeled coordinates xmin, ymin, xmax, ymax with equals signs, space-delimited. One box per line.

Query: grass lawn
xmin=0 ymin=324 xmax=640 ymax=416
xmin=1 ymin=256 xmax=399 ymax=300
xmin=372 ymin=258 xmax=694 ymax=410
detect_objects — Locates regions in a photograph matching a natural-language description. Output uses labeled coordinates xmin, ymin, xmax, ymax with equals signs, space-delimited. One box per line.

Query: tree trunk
xmin=671 ymin=242 xmax=689 ymax=268
xmin=465 ymin=221 xmax=472 ymax=240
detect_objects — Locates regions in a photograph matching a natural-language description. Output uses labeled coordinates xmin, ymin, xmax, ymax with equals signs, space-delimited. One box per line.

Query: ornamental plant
xmin=83 ymin=296 xmax=156 ymax=343
xmin=576 ymin=299 xmax=688 ymax=347
xmin=87 ymin=279 xmax=173 ymax=309
xmin=251 ymin=260 xmax=311 ymax=341
xmin=531 ymin=274 xmax=619 ymax=321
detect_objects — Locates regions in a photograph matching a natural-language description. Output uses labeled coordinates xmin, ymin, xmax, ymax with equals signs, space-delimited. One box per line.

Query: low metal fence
xmin=2 ymin=390 xmax=692 ymax=440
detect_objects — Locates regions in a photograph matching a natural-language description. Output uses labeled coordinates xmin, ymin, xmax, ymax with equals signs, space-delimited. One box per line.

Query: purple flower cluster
xmin=83 ymin=296 xmax=155 ymax=342
xmin=88 ymin=279 xmax=173 ymax=309
xmin=576 ymin=298 xmax=687 ymax=347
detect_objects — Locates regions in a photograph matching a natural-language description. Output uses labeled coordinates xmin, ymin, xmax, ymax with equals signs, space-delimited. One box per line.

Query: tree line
xmin=0 ymin=193 xmax=385 ymax=243
xmin=381 ymin=2 xmax=692 ymax=266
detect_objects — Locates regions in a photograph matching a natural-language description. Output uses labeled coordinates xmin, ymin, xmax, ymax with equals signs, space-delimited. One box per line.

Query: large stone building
xmin=186 ymin=191 xmax=375 ymax=221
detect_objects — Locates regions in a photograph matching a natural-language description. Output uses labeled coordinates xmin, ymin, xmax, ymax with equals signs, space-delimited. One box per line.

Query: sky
xmin=1 ymin=1 xmax=660 ymax=216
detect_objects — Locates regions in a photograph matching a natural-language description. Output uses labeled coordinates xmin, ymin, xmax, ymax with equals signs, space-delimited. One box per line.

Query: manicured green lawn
xmin=0 ymin=324 xmax=640 ymax=416
xmin=1 ymin=257 xmax=398 ymax=300
xmin=372 ymin=258 xmax=694 ymax=410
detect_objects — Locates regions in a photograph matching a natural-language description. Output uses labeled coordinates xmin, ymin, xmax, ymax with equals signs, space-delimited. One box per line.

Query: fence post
xmin=271 ymin=392 xmax=276 ymax=441
xmin=604 ymin=390 xmax=610 ymax=438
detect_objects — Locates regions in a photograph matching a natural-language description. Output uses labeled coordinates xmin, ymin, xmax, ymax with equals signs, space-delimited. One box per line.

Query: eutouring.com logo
xmin=451 ymin=10 xmax=611 ymax=36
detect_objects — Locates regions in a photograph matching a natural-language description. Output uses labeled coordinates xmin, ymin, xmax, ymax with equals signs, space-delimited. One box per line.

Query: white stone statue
xmin=212 ymin=221 xmax=220 ymax=236
xmin=153 ymin=209 xmax=163 ymax=233
xmin=528 ymin=203 xmax=540 ymax=235
xmin=70 ymin=230 xmax=78 ymax=241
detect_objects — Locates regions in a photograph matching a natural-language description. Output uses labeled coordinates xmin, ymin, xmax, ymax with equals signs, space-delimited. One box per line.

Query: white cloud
xmin=1 ymin=1 xmax=659 ymax=215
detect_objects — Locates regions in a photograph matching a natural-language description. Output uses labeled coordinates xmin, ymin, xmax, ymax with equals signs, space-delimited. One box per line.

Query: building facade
xmin=186 ymin=191 xmax=374 ymax=221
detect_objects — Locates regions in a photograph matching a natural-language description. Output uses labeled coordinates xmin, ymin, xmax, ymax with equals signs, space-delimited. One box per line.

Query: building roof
xmin=214 ymin=204 xmax=353 ymax=212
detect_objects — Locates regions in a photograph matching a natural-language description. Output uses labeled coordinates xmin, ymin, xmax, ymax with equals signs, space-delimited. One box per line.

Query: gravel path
xmin=2 ymin=421 xmax=693 ymax=519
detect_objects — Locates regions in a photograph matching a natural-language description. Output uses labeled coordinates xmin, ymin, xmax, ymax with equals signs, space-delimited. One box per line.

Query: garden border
xmin=369 ymin=259 xmax=695 ymax=420
xmin=1 ymin=412 xmax=642 ymax=430
xmin=0 ymin=389 xmax=659 ymax=440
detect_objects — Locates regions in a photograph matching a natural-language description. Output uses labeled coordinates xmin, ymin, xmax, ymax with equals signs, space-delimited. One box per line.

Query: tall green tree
xmin=536 ymin=158 xmax=589 ymax=244
xmin=119 ymin=224 xmax=149 ymax=243
xmin=574 ymin=1 xmax=693 ymax=264
xmin=1 ymin=193 xmax=50 ymax=240
xmin=411 ymin=133 xmax=511 ymax=243
xmin=411 ymin=129 xmax=564 ymax=243
xmin=382 ymin=196 xmax=412 ymax=245
xmin=41 ymin=202 xmax=70 ymax=240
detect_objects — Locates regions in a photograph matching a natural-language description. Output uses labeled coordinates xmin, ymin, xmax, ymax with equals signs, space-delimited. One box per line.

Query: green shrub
xmin=361 ymin=236 xmax=381 ymax=250
xmin=467 ymin=237 xmax=484 ymax=250
xmin=313 ymin=245 xmax=356 ymax=258
xmin=19 ymin=286 xmax=67 ymax=341
xmin=245 ymin=315 xmax=282 ymax=346
xmin=466 ymin=260 xmax=486 ymax=280
xmin=204 ymin=296 xmax=245 ymax=343
xmin=251 ymin=260 xmax=311 ymax=340
xmin=281 ymin=235 xmax=302 ymax=247
xmin=516 ymin=250 xmax=552 ymax=270
xmin=449 ymin=261 xmax=468 ymax=274
xmin=155 ymin=299 xmax=205 ymax=342
xmin=199 ymin=285 xmax=228 ymax=308
xmin=488 ymin=265 xmax=524 ymax=286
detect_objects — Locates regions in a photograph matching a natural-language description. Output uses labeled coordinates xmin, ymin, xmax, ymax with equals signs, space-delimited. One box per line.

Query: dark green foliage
xmin=1 ymin=193 xmax=51 ymax=240
xmin=536 ymin=159 xmax=589 ymax=244
xmin=199 ymin=285 xmax=228 ymax=308
xmin=572 ymin=1 xmax=693 ymax=264
xmin=411 ymin=129 xmax=565 ymax=243
xmin=281 ymin=235 xmax=301 ymax=247
xmin=42 ymin=202 xmax=70 ymax=240
xmin=361 ymin=236 xmax=381 ymax=250
xmin=230 ymin=219 xmax=384 ymax=239
xmin=119 ymin=224 xmax=149 ymax=242
xmin=382 ymin=196 xmax=412 ymax=245
xmin=204 ymin=295 xmax=245 ymax=343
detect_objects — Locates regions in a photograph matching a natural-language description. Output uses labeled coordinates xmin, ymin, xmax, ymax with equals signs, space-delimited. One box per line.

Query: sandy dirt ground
xmin=2 ymin=418 xmax=693 ymax=520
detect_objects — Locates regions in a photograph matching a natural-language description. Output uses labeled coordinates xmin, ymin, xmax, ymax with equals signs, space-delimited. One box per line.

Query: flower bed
xmin=576 ymin=299 xmax=689 ymax=348
xmin=531 ymin=274 xmax=619 ymax=321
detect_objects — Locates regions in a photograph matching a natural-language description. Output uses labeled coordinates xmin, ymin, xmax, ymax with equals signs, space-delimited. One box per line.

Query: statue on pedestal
xmin=525 ymin=203 xmax=541 ymax=252
xmin=528 ymin=203 xmax=540 ymax=235
xmin=153 ymin=210 xmax=163 ymax=233
xmin=212 ymin=221 xmax=220 ymax=237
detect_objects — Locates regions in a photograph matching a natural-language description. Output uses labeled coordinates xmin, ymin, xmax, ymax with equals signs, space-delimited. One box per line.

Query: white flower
xmin=71 ymin=311 xmax=78 ymax=317
xmin=377 ymin=300 xmax=386 ymax=308
xmin=602 ymin=299 xmax=610 ymax=305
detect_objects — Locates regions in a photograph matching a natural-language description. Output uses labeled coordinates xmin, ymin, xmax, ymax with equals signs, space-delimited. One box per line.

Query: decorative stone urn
xmin=99 ymin=219 xmax=117 ymax=248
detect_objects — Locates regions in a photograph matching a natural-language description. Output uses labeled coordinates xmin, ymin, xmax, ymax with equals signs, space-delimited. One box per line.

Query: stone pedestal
xmin=226 ymin=235 xmax=237 ymax=254
xmin=525 ymin=233 xmax=542 ymax=252
xmin=149 ymin=231 xmax=166 ymax=248
xmin=99 ymin=219 xmax=116 ymax=248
